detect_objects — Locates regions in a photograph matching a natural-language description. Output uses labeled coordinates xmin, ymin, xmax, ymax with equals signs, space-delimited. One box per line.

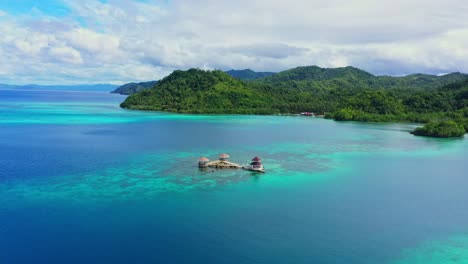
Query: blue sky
xmin=0 ymin=0 xmax=70 ymax=16
xmin=1 ymin=0 xmax=468 ymax=84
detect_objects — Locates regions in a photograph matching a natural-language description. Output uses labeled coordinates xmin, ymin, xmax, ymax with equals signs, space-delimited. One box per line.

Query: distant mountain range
xmin=256 ymin=66 xmax=468 ymax=91
xmin=0 ymin=83 xmax=117 ymax=92
xmin=111 ymin=81 xmax=158 ymax=95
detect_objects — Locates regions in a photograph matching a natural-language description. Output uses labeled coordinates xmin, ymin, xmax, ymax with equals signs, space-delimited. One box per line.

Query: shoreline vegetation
xmin=410 ymin=121 xmax=466 ymax=138
xmin=121 ymin=67 xmax=468 ymax=138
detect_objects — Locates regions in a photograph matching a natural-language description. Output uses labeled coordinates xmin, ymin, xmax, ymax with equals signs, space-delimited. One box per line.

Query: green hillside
xmin=112 ymin=69 xmax=275 ymax=95
xmin=225 ymin=69 xmax=275 ymax=80
xmin=255 ymin=66 xmax=467 ymax=91
xmin=121 ymin=67 xmax=468 ymax=137
xmin=376 ymin=72 xmax=468 ymax=90
xmin=260 ymin=66 xmax=374 ymax=83
xmin=121 ymin=69 xmax=272 ymax=114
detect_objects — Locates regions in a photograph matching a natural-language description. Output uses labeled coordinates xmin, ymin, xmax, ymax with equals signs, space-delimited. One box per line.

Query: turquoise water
xmin=1 ymin=89 xmax=468 ymax=263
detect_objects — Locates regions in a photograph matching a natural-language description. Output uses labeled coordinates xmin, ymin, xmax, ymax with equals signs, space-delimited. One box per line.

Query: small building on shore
xmin=198 ymin=154 xmax=241 ymax=169
xmin=219 ymin=153 xmax=230 ymax=161
xmin=249 ymin=156 xmax=264 ymax=171
xmin=197 ymin=154 xmax=264 ymax=172
xmin=198 ymin=157 xmax=209 ymax=168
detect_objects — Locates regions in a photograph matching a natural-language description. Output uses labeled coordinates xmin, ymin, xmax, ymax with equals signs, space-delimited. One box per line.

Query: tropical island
xmin=120 ymin=66 xmax=468 ymax=138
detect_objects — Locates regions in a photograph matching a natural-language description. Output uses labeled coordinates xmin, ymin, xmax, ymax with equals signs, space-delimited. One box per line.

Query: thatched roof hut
xmin=199 ymin=157 xmax=209 ymax=162
xmin=252 ymin=156 xmax=261 ymax=162
xmin=219 ymin=153 xmax=230 ymax=161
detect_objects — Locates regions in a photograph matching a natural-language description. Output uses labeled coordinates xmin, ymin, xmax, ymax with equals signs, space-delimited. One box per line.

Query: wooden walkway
xmin=203 ymin=160 xmax=242 ymax=169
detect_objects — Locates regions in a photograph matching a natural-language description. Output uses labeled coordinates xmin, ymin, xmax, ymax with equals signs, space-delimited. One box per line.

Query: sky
xmin=1 ymin=0 xmax=468 ymax=84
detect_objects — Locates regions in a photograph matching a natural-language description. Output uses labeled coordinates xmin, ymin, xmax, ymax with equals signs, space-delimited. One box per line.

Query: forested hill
xmin=120 ymin=68 xmax=468 ymax=115
xmin=121 ymin=69 xmax=272 ymax=114
xmin=254 ymin=66 xmax=468 ymax=91
xmin=114 ymin=66 xmax=468 ymax=95
xmin=121 ymin=67 xmax=468 ymax=137
xmin=112 ymin=69 xmax=275 ymax=95
xmin=376 ymin=72 xmax=468 ymax=90
xmin=259 ymin=66 xmax=374 ymax=83
xmin=225 ymin=69 xmax=275 ymax=80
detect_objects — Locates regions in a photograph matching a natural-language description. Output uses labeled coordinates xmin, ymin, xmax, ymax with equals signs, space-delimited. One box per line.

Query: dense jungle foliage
xmin=121 ymin=67 xmax=468 ymax=137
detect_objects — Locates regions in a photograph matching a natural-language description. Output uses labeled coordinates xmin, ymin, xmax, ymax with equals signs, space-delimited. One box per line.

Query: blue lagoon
xmin=1 ymin=90 xmax=468 ymax=263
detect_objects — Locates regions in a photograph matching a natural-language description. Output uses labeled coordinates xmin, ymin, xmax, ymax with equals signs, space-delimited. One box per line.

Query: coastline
xmin=120 ymin=105 xmax=466 ymax=138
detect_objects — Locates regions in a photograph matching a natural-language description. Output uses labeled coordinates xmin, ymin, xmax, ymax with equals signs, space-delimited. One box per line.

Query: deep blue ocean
xmin=1 ymin=89 xmax=468 ymax=263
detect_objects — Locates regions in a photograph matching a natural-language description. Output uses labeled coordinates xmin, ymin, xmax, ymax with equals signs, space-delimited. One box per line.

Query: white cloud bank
xmin=1 ymin=0 xmax=468 ymax=84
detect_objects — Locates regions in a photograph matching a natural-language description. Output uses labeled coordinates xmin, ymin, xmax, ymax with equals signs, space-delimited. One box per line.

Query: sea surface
xmin=1 ymin=89 xmax=468 ymax=264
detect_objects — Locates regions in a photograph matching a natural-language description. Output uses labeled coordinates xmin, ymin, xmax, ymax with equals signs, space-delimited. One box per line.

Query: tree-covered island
xmin=121 ymin=66 xmax=468 ymax=138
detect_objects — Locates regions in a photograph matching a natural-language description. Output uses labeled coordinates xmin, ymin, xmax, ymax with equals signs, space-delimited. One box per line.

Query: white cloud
xmin=48 ymin=46 xmax=84 ymax=65
xmin=61 ymin=28 xmax=122 ymax=62
xmin=13 ymin=32 xmax=50 ymax=57
xmin=1 ymin=0 xmax=468 ymax=84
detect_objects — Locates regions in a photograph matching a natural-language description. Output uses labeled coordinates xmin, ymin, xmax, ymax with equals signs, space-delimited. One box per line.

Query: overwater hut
xmin=198 ymin=157 xmax=209 ymax=168
xmin=197 ymin=154 xmax=261 ymax=171
xmin=219 ymin=153 xmax=230 ymax=161
xmin=248 ymin=156 xmax=264 ymax=171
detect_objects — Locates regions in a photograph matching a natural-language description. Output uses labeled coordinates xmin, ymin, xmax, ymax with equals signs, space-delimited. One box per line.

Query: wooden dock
xmin=203 ymin=160 xmax=242 ymax=169
xmin=242 ymin=166 xmax=265 ymax=173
